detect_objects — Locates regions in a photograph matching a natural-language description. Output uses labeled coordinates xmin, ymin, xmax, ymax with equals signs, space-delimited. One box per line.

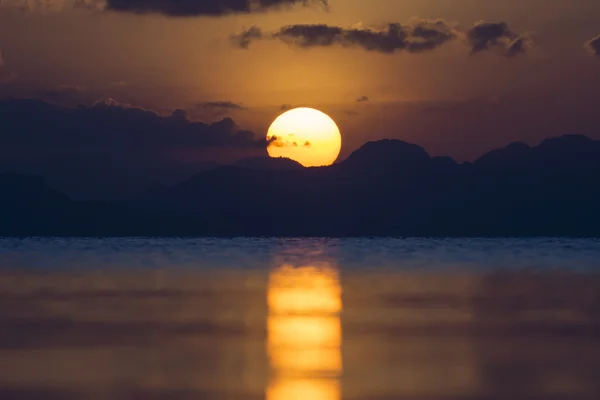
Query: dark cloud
xmin=37 ymin=85 xmax=89 ymax=105
xmin=4 ymin=84 xmax=107 ymax=106
xmin=199 ymin=101 xmax=246 ymax=110
xmin=0 ymin=98 xmax=267 ymax=198
xmin=466 ymin=22 xmax=532 ymax=57
xmin=268 ymin=135 xmax=286 ymax=147
xmin=356 ymin=96 xmax=369 ymax=102
xmin=93 ymin=97 xmax=133 ymax=108
xmin=279 ymin=104 xmax=309 ymax=111
xmin=268 ymin=134 xmax=301 ymax=148
xmin=585 ymin=35 xmax=600 ymax=56
xmin=232 ymin=19 xmax=532 ymax=57
xmin=105 ymin=0 xmax=328 ymax=17
xmin=233 ymin=19 xmax=458 ymax=53
xmin=505 ymin=35 xmax=532 ymax=57
xmin=0 ymin=98 xmax=263 ymax=149
xmin=276 ymin=24 xmax=343 ymax=47
xmin=0 ymin=51 xmax=17 ymax=84
xmin=0 ymin=0 xmax=105 ymax=12
xmin=233 ymin=26 xmax=263 ymax=49
xmin=3 ymin=84 xmax=122 ymax=112
xmin=192 ymin=100 xmax=247 ymax=118
xmin=268 ymin=135 xmax=311 ymax=148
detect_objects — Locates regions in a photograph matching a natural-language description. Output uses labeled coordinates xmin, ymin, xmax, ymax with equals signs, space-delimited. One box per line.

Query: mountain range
xmin=2 ymin=134 xmax=600 ymax=237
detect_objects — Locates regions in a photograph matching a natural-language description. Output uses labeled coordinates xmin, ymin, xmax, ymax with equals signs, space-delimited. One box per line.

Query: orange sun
xmin=266 ymin=108 xmax=342 ymax=167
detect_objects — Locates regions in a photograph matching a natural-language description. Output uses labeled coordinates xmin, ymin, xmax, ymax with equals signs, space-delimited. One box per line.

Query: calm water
xmin=0 ymin=238 xmax=599 ymax=399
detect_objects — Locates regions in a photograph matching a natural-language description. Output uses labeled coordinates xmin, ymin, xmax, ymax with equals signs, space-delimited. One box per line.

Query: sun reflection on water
xmin=266 ymin=264 xmax=342 ymax=400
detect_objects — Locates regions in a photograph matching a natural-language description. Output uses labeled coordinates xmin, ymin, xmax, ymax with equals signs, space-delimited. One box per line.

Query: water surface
xmin=0 ymin=238 xmax=599 ymax=399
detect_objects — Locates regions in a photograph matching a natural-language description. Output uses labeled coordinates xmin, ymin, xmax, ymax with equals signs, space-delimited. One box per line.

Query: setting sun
xmin=266 ymin=108 xmax=342 ymax=167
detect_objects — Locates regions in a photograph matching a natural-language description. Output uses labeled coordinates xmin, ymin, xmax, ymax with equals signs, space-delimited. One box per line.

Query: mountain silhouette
xmin=2 ymin=134 xmax=600 ymax=237
xmin=342 ymin=139 xmax=431 ymax=172
xmin=233 ymin=156 xmax=304 ymax=170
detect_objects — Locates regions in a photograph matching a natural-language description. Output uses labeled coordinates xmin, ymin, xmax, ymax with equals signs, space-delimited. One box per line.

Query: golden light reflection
xmin=266 ymin=264 xmax=342 ymax=400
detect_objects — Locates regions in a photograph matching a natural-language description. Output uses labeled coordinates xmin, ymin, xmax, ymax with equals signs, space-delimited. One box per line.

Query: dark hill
xmin=233 ymin=156 xmax=304 ymax=170
xmin=0 ymin=174 xmax=69 ymax=206
xmin=2 ymin=134 xmax=600 ymax=236
xmin=473 ymin=141 xmax=531 ymax=170
xmin=342 ymin=139 xmax=431 ymax=172
xmin=234 ymin=157 xmax=304 ymax=171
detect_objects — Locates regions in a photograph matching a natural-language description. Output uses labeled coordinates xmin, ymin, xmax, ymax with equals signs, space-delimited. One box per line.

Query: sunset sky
xmin=1 ymin=0 xmax=600 ymax=198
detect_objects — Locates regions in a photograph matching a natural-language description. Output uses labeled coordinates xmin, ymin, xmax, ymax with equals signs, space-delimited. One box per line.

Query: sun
xmin=266 ymin=108 xmax=342 ymax=167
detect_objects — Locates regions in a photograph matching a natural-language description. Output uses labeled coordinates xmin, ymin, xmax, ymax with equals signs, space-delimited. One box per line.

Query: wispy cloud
xmin=232 ymin=19 xmax=458 ymax=54
xmin=585 ymin=34 xmax=600 ymax=56
xmin=0 ymin=0 xmax=329 ymax=16
xmin=105 ymin=0 xmax=328 ymax=16
xmin=466 ymin=21 xmax=533 ymax=57
xmin=199 ymin=101 xmax=246 ymax=110
xmin=0 ymin=0 xmax=105 ymax=12
xmin=232 ymin=18 xmax=532 ymax=58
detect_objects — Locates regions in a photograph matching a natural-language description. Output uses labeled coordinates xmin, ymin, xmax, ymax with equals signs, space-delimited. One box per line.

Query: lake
xmin=0 ymin=238 xmax=599 ymax=399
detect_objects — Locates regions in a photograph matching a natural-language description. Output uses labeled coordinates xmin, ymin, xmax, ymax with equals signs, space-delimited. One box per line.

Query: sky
xmin=1 ymin=0 xmax=600 ymax=198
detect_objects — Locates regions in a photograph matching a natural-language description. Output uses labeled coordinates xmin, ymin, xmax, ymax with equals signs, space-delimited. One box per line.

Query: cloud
xmin=268 ymin=135 xmax=286 ymax=147
xmin=199 ymin=101 xmax=246 ymax=110
xmin=233 ymin=19 xmax=458 ymax=53
xmin=279 ymin=104 xmax=310 ymax=111
xmin=585 ymin=34 xmax=600 ymax=56
xmin=0 ymin=98 xmax=266 ymax=150
xmin=36 ymin=85 xmax=89 ymax=104
xmin=192 ymin=100 xmax=247 ymax=118
xmin=268 ymin=134 xmax=301 ymax=148
xmin=234 ymin=26 xmax=264 ymax=49
xmin=466 ymin=21 xmax=532 ymax=57
xmin=356 ymin=96 xmax=369 ymax=102
xmin=0 ymin=98 xmax=270 ymax=198
xmin=0 ymin=0 xmax=105 ymax=12
xmin=505 ymin=35 xmax=532 ymax=57
xmin=104 ymin=0 xmax=328 ymax=17
xmin=92 ymin=97 xmax=133 ymax=108
xmin=3 ymin=84 xmax=99 ymax=105
xmin=267 ymin=135 xmax=313 ymax=148
xmin=0 ymin=0 xmax=328 ymax=16
xmin=0 ymin=50 xmax=17 ymax=84
xmin=232 ymin=19 xmax=532 ymax=57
